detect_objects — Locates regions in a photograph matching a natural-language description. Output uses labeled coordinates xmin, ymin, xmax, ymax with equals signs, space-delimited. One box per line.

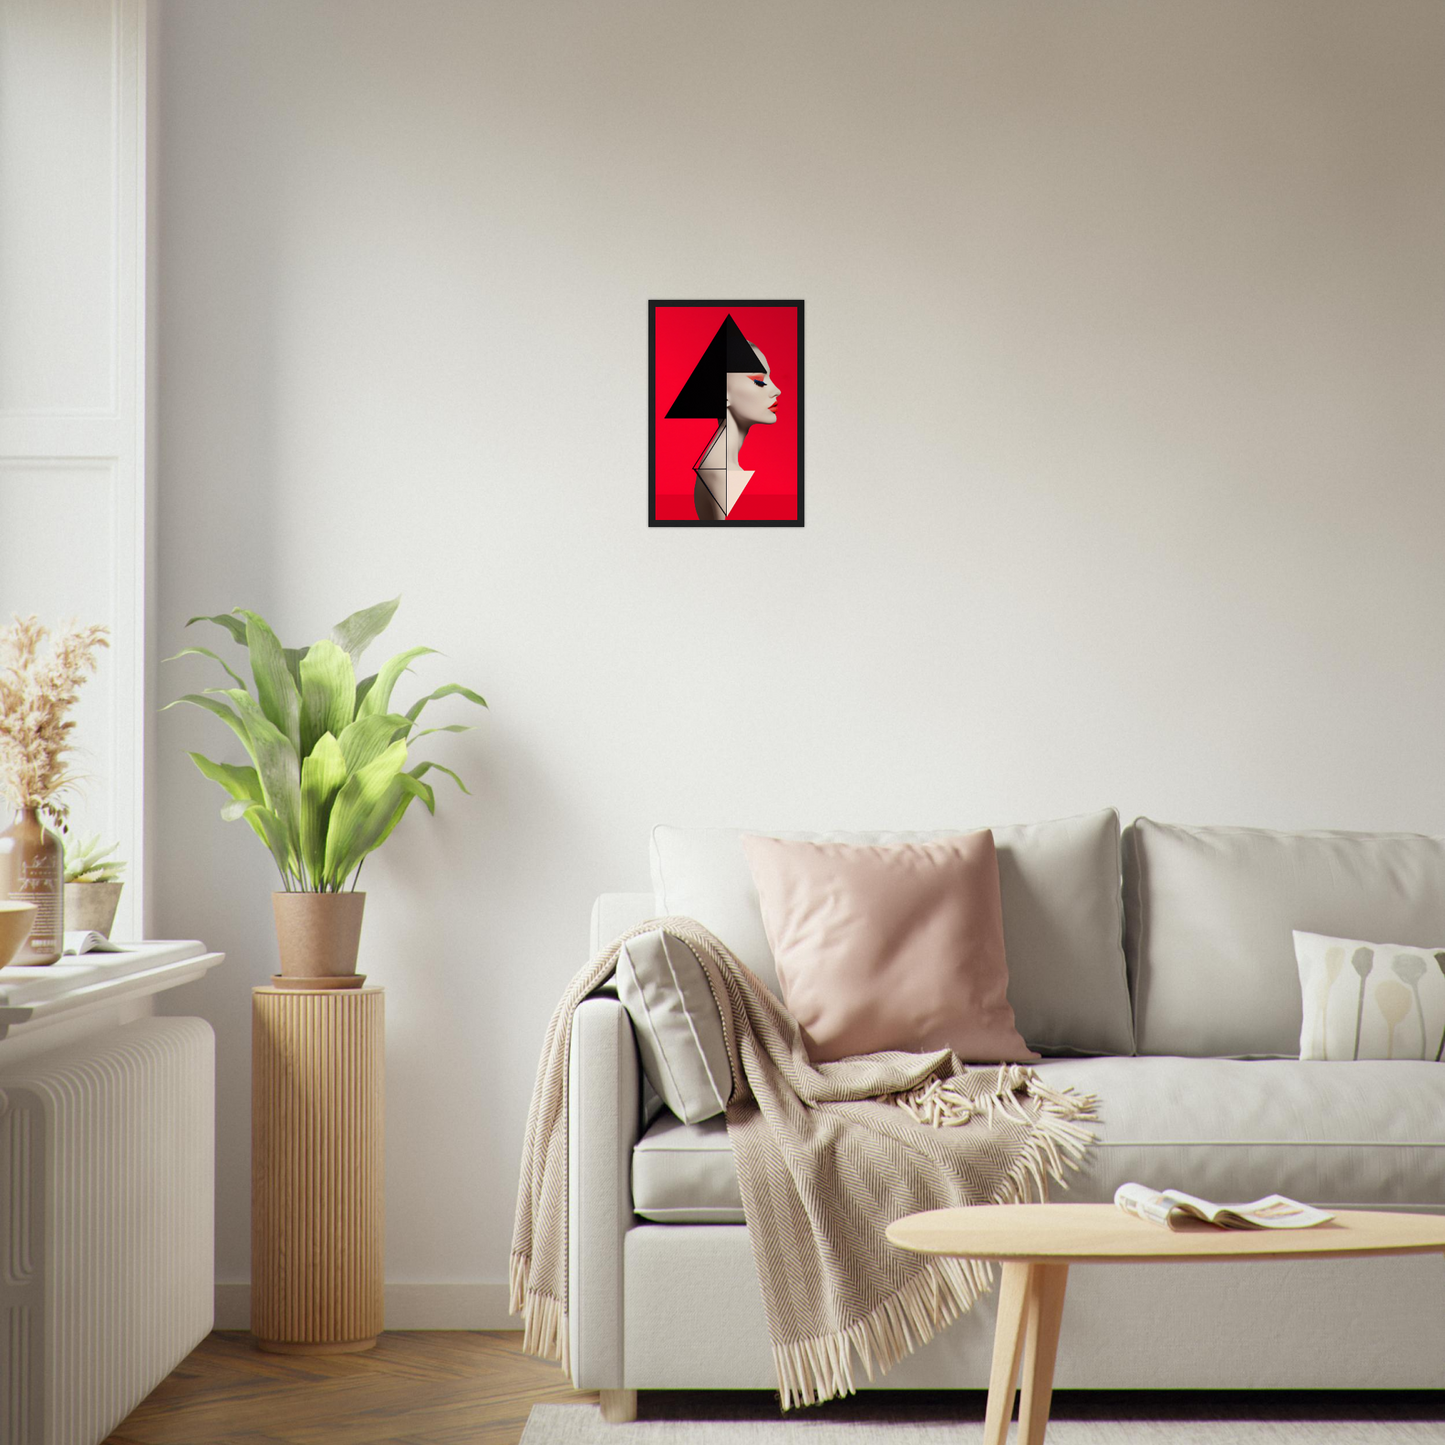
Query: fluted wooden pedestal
xmin=251 ymin=985 xmax=384 ymax=1354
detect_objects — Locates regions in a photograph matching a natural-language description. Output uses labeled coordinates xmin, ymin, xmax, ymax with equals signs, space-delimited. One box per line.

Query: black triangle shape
xmin=720 ymin=314 xmax=765 ymax=370
xmin=665 ymin=315 xmax=764 ymax=420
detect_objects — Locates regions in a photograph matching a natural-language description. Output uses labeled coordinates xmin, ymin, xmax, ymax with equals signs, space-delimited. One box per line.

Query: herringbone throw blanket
xmin=511 ymin=918 xmax=1098 ymax=1410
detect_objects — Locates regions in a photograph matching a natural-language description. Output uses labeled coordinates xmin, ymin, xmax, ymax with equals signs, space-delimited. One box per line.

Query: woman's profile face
xmin=726 ymin=347 xmax=781 ymax=426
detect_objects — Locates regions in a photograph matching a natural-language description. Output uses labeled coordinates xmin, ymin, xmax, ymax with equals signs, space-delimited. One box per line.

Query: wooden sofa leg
xmin=600 ymin=1389 xmax=638 ymax=1423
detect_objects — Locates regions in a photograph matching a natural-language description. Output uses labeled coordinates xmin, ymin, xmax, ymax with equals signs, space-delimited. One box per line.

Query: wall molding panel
xmin=0 ymin=0 xmax=149 ymax=935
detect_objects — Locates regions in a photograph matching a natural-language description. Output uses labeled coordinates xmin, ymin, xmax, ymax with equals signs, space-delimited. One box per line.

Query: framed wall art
xmin=649 ymin=300 xmax=804 ymax=526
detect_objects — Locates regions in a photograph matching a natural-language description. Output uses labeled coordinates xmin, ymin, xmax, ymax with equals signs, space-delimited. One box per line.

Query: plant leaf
xmin=300 ymin=732 xmax=348 ymax=886
xmin=298 ymin=640 xmax=356 ymax=758
xmin=62 ymin=835 xmax=125 ymax=884
xmin=187 ymin=751 xmax=263 ymax=805
xmin=397 ymin=772 xmax=435 ymax=815
xmin=358 ymin=646 xmax=436 ymax=719
xmin=323 ymin=740 xmax=408 ymax=885
xmin=409 ymin=759 xmax=470 ymax=795
xmin=331 ymin=597 xmax=401 ymax=665
xmin=368 ymin=774 xmax=436 ymax=853
xmin=404 ymin=682 xmax=487 ymax=724
xmin=212 ymin=687 xmax=302 ymax=873
xmin=282 ymin=647 xmax=307 ymax=689
xmin=337 ymin=712 xmax=410 ymax=773
xmin=175 ymin=613 xmax=480 ymax=885
xmin=237 ymin=611 xmax=302 ymax=752
xmin=227 ymin=801 xmax=294 ymax=885
xmin=166 ymin=645 xmax=247 ymax=689
xmin=166 ymin=693 xmax=258 ymax=768
xmin=186 ymin=612 xmax=248 ymax=645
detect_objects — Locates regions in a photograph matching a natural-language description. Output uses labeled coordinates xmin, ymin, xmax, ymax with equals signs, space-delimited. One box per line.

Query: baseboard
xmin=214 ymin=1281 xmax=515 ymax=1331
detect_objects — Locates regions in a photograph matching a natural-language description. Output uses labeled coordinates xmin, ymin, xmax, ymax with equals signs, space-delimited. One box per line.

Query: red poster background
xmin=650 ymin=303 xmax=801 ymax=524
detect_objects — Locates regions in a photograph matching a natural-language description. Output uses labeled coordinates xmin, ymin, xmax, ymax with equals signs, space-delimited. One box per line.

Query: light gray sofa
xmin=568 ymin=812 xmax=1445 ymax=1407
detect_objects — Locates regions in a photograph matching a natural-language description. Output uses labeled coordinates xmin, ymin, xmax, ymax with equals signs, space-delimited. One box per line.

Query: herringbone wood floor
xmin=99 ymin=1330 xmax=1445 ymax=1442
xmin=103 ymin=1331 xmax=597 ymax=1445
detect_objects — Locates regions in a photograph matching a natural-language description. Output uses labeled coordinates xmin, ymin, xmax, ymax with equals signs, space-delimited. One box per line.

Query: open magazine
xmin=1114 ymin=1182 xmax=1334 ymax=1231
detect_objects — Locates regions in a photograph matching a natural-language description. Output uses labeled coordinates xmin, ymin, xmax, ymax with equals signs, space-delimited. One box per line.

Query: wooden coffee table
xmin=887 ymin=1203 xmax=1445 ymax=1445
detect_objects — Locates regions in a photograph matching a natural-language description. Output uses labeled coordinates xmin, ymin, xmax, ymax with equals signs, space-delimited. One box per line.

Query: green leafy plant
xmin=63 ymin=835 xmax=126 ymax=884
xmin=168 ymin=598 xmax=485 ymax=892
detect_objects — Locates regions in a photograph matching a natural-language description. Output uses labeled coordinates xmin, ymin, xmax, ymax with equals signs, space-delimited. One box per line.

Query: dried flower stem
xmin=0 ymin=616 xmax=109 ymax=828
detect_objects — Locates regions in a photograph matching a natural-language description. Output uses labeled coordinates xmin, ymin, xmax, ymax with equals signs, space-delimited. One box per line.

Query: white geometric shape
xmin=694 ymin=464 xmax=754 ymax=517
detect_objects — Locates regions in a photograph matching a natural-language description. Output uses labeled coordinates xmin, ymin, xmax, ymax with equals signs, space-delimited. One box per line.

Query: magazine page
xmin=1198 ymin=1194 xmax=1335 ymax=1229
xmin=1115 ymin=1183 xmax=1190 ymax=1228
xmin=1158 ymin=1189 xmax=1236 ymax=1225
xmin=1115 ymin=1183 xmax=1333 ymax=1231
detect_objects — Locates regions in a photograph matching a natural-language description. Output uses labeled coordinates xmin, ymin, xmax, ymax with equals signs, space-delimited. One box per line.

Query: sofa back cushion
xmin=651 ymin=808 xmax=1132 ymax=1056
xmin=590 ymin=893 xmax=656 ymax=955
xmin=1125 ymin=818 xmax=1445 ymax=1057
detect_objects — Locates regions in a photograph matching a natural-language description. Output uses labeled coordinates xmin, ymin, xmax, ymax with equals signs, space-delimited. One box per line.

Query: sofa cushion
xmin=651 ymin=809 xmax=1131 ymax=1056
xmin=743 ymin=831 xmax=1036 ymax=1064
xmin=630 ymin=1056 xmax=1445 ymax=1224
xmin=1294 ymin=929 xmax=1445 ymax=1062
xmin=632 ymin=1113 xmax=741 ymax=1223
xmin=1125 ymin=818 xmax=1445 ymax=1058
xmin=617 ymin=928 xmax=733 ymax=1124
xmin=1047 ymin=1056 xmax=1445 ymax=1208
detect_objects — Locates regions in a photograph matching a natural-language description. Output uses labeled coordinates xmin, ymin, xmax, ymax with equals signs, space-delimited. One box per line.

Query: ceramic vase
xmin=0 ymin=807 xmax=63 ymax=964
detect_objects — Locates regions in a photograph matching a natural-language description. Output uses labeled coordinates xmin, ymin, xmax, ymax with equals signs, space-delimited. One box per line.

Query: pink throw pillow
xmin=741 ymin=831 xmax=1038 ymax=1064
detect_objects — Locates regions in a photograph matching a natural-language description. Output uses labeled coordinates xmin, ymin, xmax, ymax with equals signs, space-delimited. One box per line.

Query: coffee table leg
xmin=1017 ymin=1262 xmax=1069 ymax=1445
xmin=982 ymin=1262 xmax=1031 ymax=1445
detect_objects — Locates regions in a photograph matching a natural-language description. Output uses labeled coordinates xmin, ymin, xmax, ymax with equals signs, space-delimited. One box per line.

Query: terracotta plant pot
xmin=0 ymin=902 xmax=38 ymax=969
xmin=64 ymin=881 xmax=124 ymax=938
xmin=272 ymin=892 xmax=366 ymax=978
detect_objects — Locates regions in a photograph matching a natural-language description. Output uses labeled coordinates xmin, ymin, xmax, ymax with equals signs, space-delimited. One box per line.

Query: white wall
xmin=154 ymin=0 xmax=1445 ymax=1323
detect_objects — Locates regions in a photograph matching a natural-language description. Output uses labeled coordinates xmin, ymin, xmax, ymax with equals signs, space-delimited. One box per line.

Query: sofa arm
xmin=567 ymin=995 xmax=641 ymax=1388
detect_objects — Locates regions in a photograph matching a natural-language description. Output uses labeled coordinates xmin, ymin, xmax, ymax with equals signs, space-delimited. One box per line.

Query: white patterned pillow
xmin=1294 ymin=929 xmax=1445 ymax=1061
xmin=616 ymin=928 xmax=733 ymax=1123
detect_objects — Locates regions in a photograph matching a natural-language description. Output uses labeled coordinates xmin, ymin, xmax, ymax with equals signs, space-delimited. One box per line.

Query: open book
xmin=62 ymin=931 xmax=128 ymax=955
xmin=1114 ymin=1182 xmax=1334 ymax=1230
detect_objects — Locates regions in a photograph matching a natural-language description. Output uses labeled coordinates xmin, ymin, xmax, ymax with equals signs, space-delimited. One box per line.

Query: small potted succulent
xmin=169 ymin=598 xmax=485 ymax=981
xmin=63 ymin=836 xmax=126 ymax=937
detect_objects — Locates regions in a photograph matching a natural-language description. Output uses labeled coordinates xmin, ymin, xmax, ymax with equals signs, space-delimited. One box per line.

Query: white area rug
xmin=522 ymin=1395 xmax=1445 ymax=1443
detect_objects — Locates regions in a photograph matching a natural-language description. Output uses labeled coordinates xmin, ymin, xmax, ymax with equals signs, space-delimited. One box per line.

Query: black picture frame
xmin=648 ymin=299 xmax=805 ymax=527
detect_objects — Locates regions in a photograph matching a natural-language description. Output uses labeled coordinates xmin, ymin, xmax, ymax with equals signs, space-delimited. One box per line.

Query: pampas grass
xmin=0 ymin=616 xmax=109 ymax=828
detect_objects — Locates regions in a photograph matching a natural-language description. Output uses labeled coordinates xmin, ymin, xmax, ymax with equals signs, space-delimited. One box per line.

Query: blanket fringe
xmin=773 ymin=1254 xmax=992 ymax=1410
xmin=508 ymin=1250 xmax=529 ymax=1316
xmin=895 ymin=1070 xmax=1099 ymax=1203
xmin=1009 ymin=1079 xmax=1099 ymax=1201
xmin=511 ymin=1252 xmax=571 ymax=1374
xmin=520 ymin=1290 xmax=570 ymax=1373
xmin=772 ymin=1071 xmax=1100 ymax=1410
